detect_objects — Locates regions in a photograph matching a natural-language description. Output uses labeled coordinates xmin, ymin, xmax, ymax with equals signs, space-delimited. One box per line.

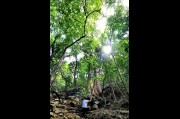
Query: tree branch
xmin=60 ymin=71 xmax=72 ymax=84
xmin=50 ymin=36 xmax=59 ymax=61
xmin=50 ymin=8 xmax=101 ymax=86
xmin=86 ymin=9 xmax=101 ymax=18
xmin=83 ymin=0 xmax=87 ymax=15
xmin=50 ymin=35 xmax=85 ymax=77
xmin=74 ymin=18 xmax=83 ymax=24
xmin=84 ymin=9 xmax=101 ymax=35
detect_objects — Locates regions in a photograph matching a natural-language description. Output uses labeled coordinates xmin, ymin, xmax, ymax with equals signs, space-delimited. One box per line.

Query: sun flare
xmin=102 ymin=45 xmax=112 ymax=54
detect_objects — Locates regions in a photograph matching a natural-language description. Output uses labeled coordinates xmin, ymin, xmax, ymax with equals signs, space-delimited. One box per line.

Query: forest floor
xmin=50 ymin=89 xmax=129 ymax=119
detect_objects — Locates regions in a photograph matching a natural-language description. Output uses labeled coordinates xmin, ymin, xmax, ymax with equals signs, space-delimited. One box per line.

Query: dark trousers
xmin=82 ymin=108 xmax=89 ymax=117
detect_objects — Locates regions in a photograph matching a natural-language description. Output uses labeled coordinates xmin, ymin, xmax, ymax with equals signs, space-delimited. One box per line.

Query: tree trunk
xmin=111 ymin=54 xmax=128 ymax=92
xmin=102 ymin=63 xmax=108 ymax=92
xmin=74 ymin=55 xmax=78 ymax=88
xmin=50 ymin=55 xmax=65 ymax=89
xmin=86 ymin=63 xmax=91 ymax=93
xmin=94 ymin=67 xmax=97 ymax=77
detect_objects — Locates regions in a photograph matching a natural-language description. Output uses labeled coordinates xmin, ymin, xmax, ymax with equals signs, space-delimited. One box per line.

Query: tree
xmin=50 ymin=0 xmax=129 ymax=102
xmin=50 ymin=0 xmax=103 ymax=88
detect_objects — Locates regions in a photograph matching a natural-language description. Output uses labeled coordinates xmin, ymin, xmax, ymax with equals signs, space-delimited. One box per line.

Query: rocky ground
xmin=50 ymin=92 xmax=129 ymax=119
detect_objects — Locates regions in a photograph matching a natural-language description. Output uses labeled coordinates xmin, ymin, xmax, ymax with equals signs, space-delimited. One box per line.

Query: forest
xmin=50 ymin=0 xmax=129 ymax=118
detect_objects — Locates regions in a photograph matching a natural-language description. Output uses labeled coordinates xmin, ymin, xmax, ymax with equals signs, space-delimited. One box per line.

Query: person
xmin=82 ymin=96 xmax=91 ymax=117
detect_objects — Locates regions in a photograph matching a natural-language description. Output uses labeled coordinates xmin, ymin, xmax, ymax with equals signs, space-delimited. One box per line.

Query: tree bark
xmin=74 ymin=55 xmax=78 ymax=88
xmin=102 ymin=63 xmax=107 ymax=92
xmin=86 ymin=63 xmax=91 ymax=93
xmin=94 ymin=67 xmax=97 ymax=77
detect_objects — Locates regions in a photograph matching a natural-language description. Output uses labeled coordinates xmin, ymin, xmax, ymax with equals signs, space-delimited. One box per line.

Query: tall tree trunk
xmin=65 ymin=79 xmax=67 ymax=92
xmin=50 ymin=55 xmax=65 ymax=88
xmin=109 ymin=33 xmax=128 ymax=92
xmin=86 ymin=63 xmax=91 ymax=93
xmin=111 ymin=54 xmax=128 ymax=92
xmin=60 ymin=71 xmax=67 ymax=92
xmin=74 ymin=55 xmax=78 ymax=88
xmin=102 ymin=63 xmax=107 ymax=92
xmin=90 ymin=67 xmax=97 ymax=93
xmin=94 ymin=67 xmax=97 ymax=77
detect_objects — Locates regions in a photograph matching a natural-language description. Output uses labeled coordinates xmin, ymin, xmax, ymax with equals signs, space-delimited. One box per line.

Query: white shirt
xmin=82 ymin=99 xmax=89 ymax=108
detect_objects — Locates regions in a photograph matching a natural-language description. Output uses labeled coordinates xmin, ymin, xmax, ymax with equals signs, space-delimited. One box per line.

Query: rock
xmin=68 ymin=96 xmax=76 ymax=100
xmin=64 ymin=113 xmax=80 ymax=119
xmin=52 ymin=117 xmax=59 ymax=119
xmin=94 ymin=101 xmax=100 ymax=104
xmin=65 ymin=114 xmax=74 ymax=119
xmin=50 ymin=103 xmax=54 ymax=106
xmin=50 ymin=112 xmax=54 ymax=116
xmin=69 ymin=100 xmax=80 ymax=107
xmin=59 ymin=112 xmax=64 ymax=116
xmin=64 ymin=116 xmax=68 ymax=119
xmin=59 ymin=108 xmax=68 ymax=113
xmin=55 ymin=109 xmax=61 ymax=114
xmin=53 ymin=101 xmax=59 ymax=105
xmin=52 ymin=113 xmax=58 ymax=118
xmin=55 ymin=99 xmax=59 ymax=101
xmin=69 ymin=110 xmax=76 ymax=113
xmin=57 ymin=104 xmax=67 ymax=109
xmin=68 ymin=107 xmax=76 ymax=110
xmin=74 ymin=98 xmax=80 ymax=102
xmin=117 ymin=115 xmax=122 ymax=119
xmin=75 ymin=115 xmax=80 ymax=119
xmin=52 ymin=106 xmax=56 ymax=111
xmin=59 ymin=99 xmax=63 ymax=103
xmin=63 ymin=100 xmax=67 ymax=104
xmin=92 ymin=104 xmax=98 ymax=109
